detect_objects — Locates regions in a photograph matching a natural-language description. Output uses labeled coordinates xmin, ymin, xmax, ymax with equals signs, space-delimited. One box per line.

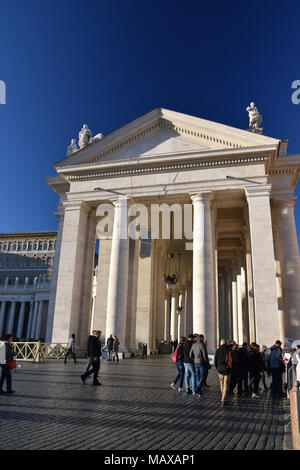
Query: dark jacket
xmin=107 ymin=337 xmax=114 ymax=350
xmin=5 ymin=342 xmax=15 ymax=361
xmin=176 ymin=342 xmax=184 ymax=362
xmin=214 ymin=344 xmax=231 ymax=375
xmin=269 ymin=346 xmax=284 ymax=369
xmin=87 ymin=336 xmax=101 ymax=358
xmin=182 ymin=340 xmax=194 ymax=363
xmin=238 ymin=346 xmax=249 ymax=372
xmin=247 ymin=347 xmax=264 ymax=372
xmin=189 ymin=341 xmax=209 ymax=364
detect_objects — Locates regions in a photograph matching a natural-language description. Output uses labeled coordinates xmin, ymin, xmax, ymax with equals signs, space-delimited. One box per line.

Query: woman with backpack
xmin=171 ymin=337 xmax=186 ymax=392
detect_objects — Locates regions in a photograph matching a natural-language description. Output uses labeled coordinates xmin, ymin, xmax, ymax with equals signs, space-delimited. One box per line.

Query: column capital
xmin=62 ymin=200 xmax=91 ymax=213
xmin=111 ymin=196 xmax=129 ymax=209
xmin=245 ymin=184 xmax=272 ymax=199
xmin=271 ymin=196 xmax=297 ymax=209
xmin=190 ymin=191 xmax=213 ymax=204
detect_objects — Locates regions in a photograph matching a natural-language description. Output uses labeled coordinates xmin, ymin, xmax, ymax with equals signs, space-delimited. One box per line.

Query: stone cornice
xmin=60 ymin=154 xmax=269 ymax=182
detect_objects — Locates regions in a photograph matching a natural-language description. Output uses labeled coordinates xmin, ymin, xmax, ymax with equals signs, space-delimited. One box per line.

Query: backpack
xmin=171 ymin=348 xmax=178 ymax=363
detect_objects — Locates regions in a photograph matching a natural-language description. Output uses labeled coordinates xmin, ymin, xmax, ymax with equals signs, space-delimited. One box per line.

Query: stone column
xmin=231 ymin=264 xmax=239 ymax=343
xmin=106 ymin=198 xmax=129 ymax=350
xmin=93 ymin=239 xmax=112 ymax=336
xmin=135 ymin=241 xmax=154 ymax=353
xmin=170 ymin=293 xmax=178 ymax=341
xmin=26 ymin=301 xmax=35 ymax=338
xmin=46 ymin=204 xmax=65 ymax=342
xmin=7 ymin=301 xmax=16 ymax=334
xmin=179 ymin=292 xmax=185 ymax=338
xmin=224 ymin=266 xmax=232 ymax=339
xmin=245 ymin=234 xmax=256 ymax=343
xmin=272 ymin=198 xmax=300 ymax=338
xmin=35 ymin=300 xmax=44 ymax=339
xmin=16 ymin=301 xmax=26 ymax=339
xmin=51 ymin=201 xmax=96 ymax=349
xmin=0 ymin=301 xmax=6 ymax=336
xmin=164 ymin=296 xmax=171 ymax=341
xmin=218 ymin=270 xmax=225 ymax=341
xmin=184 ymin=281 xmax=193 ymax=336
xmin=246 ymin=186 xmax=279 ymax=346
xmin=191 ymin=192 xmax=215 ymax=352
xmin=31 ymin=301 xmax=39 ymax=338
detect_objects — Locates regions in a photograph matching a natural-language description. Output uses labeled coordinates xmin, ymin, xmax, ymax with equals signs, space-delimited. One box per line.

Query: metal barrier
xmin=12 ymin=342 xmax=67 ymax=363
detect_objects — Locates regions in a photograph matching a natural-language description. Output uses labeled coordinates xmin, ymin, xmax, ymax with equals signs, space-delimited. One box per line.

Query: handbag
xmin=7 ymin=360 xmax=16 ymax=370
xmin=171 ymin=348 xmax=178 ymax=363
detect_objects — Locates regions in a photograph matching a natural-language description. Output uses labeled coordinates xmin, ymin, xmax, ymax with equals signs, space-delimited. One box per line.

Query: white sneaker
xmin=178 ymin=387 xmax=185 ymax=392
xmin=170 ymin=383 xmax=177 ymax=390
xmin=252 ymin=393 xmax=259 ymax=398
xmin=193 ymin=392 xmax=202 ymax=398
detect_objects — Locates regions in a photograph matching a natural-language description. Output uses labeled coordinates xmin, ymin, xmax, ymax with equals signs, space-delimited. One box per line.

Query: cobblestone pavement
xmin=0 ymin=356 xmax=288 ymax=450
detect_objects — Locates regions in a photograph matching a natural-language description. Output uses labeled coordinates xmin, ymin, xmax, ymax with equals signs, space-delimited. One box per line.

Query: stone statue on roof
xmin=67 ymin=139 xmax=78 ymax=156
xmin=78 ymin=124 xmax=93 ymax=149
xmin=246 ymin=102 xmax=262 ymax=131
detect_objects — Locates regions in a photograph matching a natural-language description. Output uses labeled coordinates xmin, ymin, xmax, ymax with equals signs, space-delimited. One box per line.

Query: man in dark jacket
xmin=237 ymin=343 xmax=249 ymax=395
xmin=247 ymin=343 xmax=264 ymax=398
xmin=106 ymin=334 xmax=114 ymax=361
xmin=182 ymin=334 xmax=198 ymax=396
xmin=269 ymin=340 xmax=285 ymax=397
xmin=214 ymin=339 xmax=232 ymax=404
xmin=81 ymin=330 xmax=102 ymax=386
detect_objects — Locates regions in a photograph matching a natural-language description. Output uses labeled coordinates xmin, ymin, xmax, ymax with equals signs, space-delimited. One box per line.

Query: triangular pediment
xmin=54 ymin=108 xmax=281 ymax=170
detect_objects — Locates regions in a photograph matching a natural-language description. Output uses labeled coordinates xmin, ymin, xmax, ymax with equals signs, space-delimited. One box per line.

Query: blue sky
xmin=1 ymin=0 xmax=300 ymax=239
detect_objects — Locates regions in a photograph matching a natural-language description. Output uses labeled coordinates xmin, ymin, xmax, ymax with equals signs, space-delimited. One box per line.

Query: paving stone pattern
xmin=0 ymin=356 xmax=288 ymax=450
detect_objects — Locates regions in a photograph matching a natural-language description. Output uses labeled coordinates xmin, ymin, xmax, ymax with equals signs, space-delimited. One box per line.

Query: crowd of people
xmin=1 ymin=329 xmax=300 ymax=397
xmin=171 ymin=335 xmax=300 ymax=405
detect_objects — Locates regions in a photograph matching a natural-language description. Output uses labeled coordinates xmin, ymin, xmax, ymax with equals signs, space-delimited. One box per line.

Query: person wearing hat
xmin=182 ymin=334 xmax=199 ymax=397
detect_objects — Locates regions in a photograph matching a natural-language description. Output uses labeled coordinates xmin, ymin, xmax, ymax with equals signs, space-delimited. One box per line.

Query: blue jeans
xmin=0 ymin=364 xmax=12 ymax=392
xmin=173 ymin=361 xmax=184 ymax=388
xmin=194 ymin=363 xmax=205 ymax=393
xmin=183 ymin=363 xmax=196 ymax=393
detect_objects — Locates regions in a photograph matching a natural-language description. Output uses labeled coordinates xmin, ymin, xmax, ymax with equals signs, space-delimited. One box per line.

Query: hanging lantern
xmin=164 ymin=253 xmax=178 ymax=290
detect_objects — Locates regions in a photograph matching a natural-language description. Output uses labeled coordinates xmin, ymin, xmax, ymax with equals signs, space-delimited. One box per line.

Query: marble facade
xmin=4 ymin=108 xmax=300 ymax=354
xmin=0 ymin=232 xmax=57 ymax=340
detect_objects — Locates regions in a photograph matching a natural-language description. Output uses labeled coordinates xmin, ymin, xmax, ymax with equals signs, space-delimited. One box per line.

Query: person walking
xmin=106 ymin=334 xmax=114 ymax=361
xmin=81 ymin=330 xmax=102 ymax=386
xmin=182 ymin=334 xmax=198 ymax=396
xmin=112 ymin=336 xmax=120 ymax=362
xmin=171 ymin=336 xmax=186 ymax=392
xmin=260 ymin=345 xmax=269 ymax=390
xmin=247 ymin=343 xmax=264 ymax=398
xmin=83 ymin=330 xmax=96 ymax=375
xmin=64 ymin=334 xmax=77 ymax=364
xmin=228 ymin=344 xmax=240 ymax=395
xmin=269 ymin=340 xmax=285 ymax=397
xmin=214 ymin=339 xmax=232 ymax=405
xmin=189 ymin=334 xmax=209 ymax=396
xmin=0 ymin=334 xmax=17 ymax=395
xmin=199 ymin=335 xmax=211 ymax=387
xmin=237 ymin=343 xmax=249 ymax=395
